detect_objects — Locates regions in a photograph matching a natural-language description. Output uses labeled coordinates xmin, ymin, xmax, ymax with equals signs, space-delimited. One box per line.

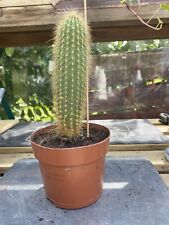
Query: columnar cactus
xmin=52 ymin=11 xmax=91 ymax=138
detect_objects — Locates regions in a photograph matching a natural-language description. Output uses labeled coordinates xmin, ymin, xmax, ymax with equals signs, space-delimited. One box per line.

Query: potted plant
xmin=31 ymin=11 xmax=110 ymax=209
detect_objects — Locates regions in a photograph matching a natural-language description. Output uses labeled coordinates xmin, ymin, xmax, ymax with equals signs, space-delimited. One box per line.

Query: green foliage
xmin=161 ymin=3 xmax=169 ymax=12
xmin=12 ymin=94 xmax=54 ymax=121
xmin=92 ymin=40 xmax=169 ymax=55
xmin=5 ymin=48 xmax=15 ymax=57
xmin=0 ymin=46 xmax=52 ymax=121
xmin=52 ymin=11 xmax=90 ymax=137
xmin=1 ymin=38 xmax=169 ymax=122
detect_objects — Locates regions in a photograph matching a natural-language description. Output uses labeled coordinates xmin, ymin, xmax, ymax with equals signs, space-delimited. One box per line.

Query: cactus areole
xmin=52 ymin=11 xmax=90 ymax=138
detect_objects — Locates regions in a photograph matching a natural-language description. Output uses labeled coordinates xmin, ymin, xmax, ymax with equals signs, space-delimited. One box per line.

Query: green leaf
xmin=5 ymin=48 xmax=15 ymax=57
xmin=161 ymin=3 xmax=169 ymax=11
xmin=28 ymin=108 xmax=34 ymax=119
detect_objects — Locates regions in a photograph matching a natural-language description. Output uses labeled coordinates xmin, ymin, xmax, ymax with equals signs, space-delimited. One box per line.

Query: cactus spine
xmin=52 ymin=11 xmax=91 ymax=138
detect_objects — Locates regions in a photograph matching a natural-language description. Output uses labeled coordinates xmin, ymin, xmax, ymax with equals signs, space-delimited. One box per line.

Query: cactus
xmin=52 ymin=11 xmax=91 ymax=138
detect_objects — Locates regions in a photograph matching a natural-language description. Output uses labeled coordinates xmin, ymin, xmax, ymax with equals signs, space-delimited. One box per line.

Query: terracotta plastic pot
xmin=31 ymin=123 xmax=110 ymax=209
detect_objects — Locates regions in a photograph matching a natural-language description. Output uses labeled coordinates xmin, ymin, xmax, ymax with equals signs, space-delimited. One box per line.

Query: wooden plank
xmin=2 ymin=24 xmax=169 ymax=47
xmin=93 ymin=24 xmax=169 ymax=41
xmin=0 ymin=155 xmax=169 ymax=189
xmin=46 ymin=0 xmax=169 ymax=11
xmin=0 ymin=153 xmax=34 ymax=173
xmin=1 ymin=24 xmax=169 ymax=46
xmin=0 ymin=142 xmax=168 ymax=154
xmin=0 ymin=0 xmax=53 ymax=8
xmin=0 ymin=6 xmax=55 ymax=33
xmin=0 ymin=151 xmax=169 ymax=174
xmin=1 ymin=155 xmax=169 ymax=188
xmin=160 ymin=174 xmax=169 ymax=187
xmin=109 ymin=143 xmax=168 ymax=151
xmin=0 ymin=3 xmax=169 ymax=46
xmin=0 ymin=120 xmax=19 ymax=134
xmin=1 ymin=4 xmax=169 ymax=32
xmin=0 ymin=31 xmax=52 ymax=47
xmin=107 ymin=151 xmax=169 ymax=172
xmin=0 ymin=147 xmax=33 ymax=154
xmin=149 ymin=119 xmax=161 ymax=125
xmin=158 ymin=126 xmax=169 ymax=135
xmin=0 ymin=0 xmax=165 ymax=9
xmin=149 ymin=119 xmax=169 ymax=135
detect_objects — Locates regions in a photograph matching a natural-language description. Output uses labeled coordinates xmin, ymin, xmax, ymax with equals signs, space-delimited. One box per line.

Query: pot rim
xmin=31 ymin=123 xmax=110 ymax=151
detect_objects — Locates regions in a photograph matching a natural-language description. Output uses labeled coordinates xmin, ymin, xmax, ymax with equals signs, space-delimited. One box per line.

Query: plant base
xmin=31 ymin=123 xmax=110 ymax=209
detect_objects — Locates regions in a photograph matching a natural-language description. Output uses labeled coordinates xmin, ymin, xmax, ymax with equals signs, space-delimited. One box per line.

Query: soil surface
xmin=33 ymin=127 xmax=109 ymax=148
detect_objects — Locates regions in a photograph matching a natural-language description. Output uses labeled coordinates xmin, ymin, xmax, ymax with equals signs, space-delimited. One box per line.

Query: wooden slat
xmin=160 ymin=174 xmax=169 ymax=188
xmin=0 ymin=120 xmax=19 ymax=134
xmin=107 ymin=151 xmax=169 ymax=173
xmin=1 ymin=4 xmax=169 ymax=32
xmin=92 ymin=24 xmax=169 ymax=42
xmin=149 ymin=119 xmax=161 ymax=125
xmin=0 ymin=153 xmax=34 ymax=173
xmin=2 ymin=24 xmax=169 ymax=47
xmin=158 ymin=126 xmax=169 ymax=135
xmin=0 ymin=5 xmax=55 ymax=33
xmin=0 ymin=142 xmax=168 ymax=155
xmin=0 ymin=147 xmax=33 ymax=154
xmin=149 ymin=119 xmax=169 ymax=135
xmin=109 ymin=143 xmax=168 ymax=151
xmin=0 ymin=0 xmax=165 ymax=9
xmin=1 ymin=2 xmax=169 ymax=46
xmin=55 ymin=0 xmax=167 ymax=10
xmin=0 ymin=31 xmax=52 ymax=47
xmin=0 ymin=151 xmax=169 ymax=174
xmin=0 ymin=0 xmax=53 ymax=8
xmin=1 ymin=152 xmax=169 ymax=187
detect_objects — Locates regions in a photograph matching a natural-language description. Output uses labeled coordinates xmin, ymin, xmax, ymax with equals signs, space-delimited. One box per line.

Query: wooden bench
xmin=0 ymin=119 xmax=169 ymax=187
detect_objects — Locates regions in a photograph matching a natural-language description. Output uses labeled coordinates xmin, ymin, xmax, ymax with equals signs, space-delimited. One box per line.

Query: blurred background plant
xmin=0 ymin=40 xmax=169 ymax=121
xmin=0 ymin=46 xmax=54 ymax=121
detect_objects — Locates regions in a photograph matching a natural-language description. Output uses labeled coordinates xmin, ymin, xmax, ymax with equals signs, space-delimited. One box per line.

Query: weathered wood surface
xmin=0 ymin=150 xmax=169 ymax=174
xmin=0 ymin=153 xmax=33 ymax=174
xmin=0 ymin=0 xmax=54 ymax=8
xmin=1 ymin=3 xmax=168 ymax=31
xmin=0 ymin=0 xmax=166 ymax=9
xmin=149 ymin=119 xmax=169 ymax=135
xmin=0 ymin=1 xmax=169 ymax=46
xmin=0 ymin=143 xmax=168 ymax=154
xmin=107 ymin=151 xmax=169 ymax=173
xmin=161 ymin=174 xmax=169 ymax=188
xmin=0 ymin=120 xmax=19 ymax=135
xmin=2 ymin=24 xmax=169 ymax=47
xmin=0 ymin=5 xmax=163 ymax=27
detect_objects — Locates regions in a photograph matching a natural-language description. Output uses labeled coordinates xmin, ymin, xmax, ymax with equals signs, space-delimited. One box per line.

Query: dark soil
xmin=33 ymin=127 xmax=109 ymax=149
